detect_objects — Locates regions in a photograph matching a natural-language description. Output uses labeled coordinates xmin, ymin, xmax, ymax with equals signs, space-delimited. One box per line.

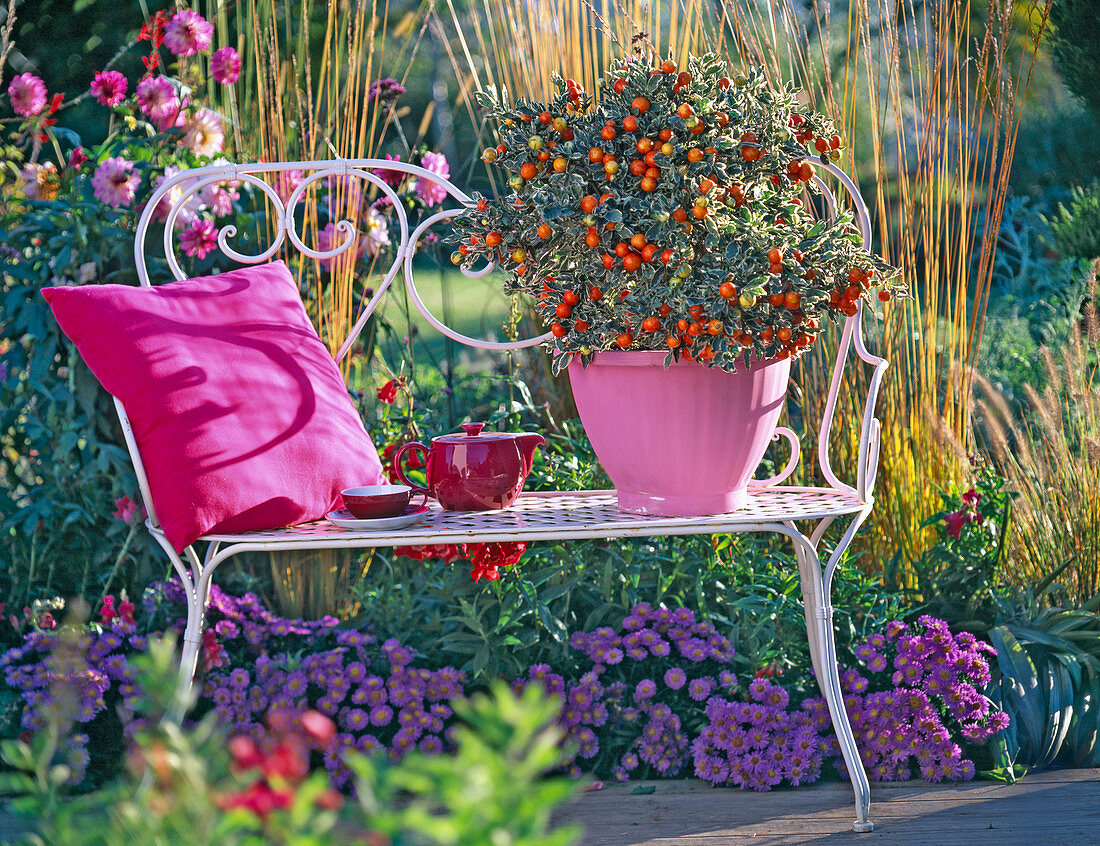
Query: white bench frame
xmin=124 ymin=157 xmax=887 ymax=832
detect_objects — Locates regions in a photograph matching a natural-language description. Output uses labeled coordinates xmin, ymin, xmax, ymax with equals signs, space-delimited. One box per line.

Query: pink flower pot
xmin=567 ymin=351 xmax=792 ymax=515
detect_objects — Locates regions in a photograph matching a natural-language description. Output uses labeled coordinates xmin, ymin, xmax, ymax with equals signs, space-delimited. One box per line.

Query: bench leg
xmin=150 ymin=535 xmax=217 ymax=724
xmin=794 ymin=532 xmax=874 ymax=833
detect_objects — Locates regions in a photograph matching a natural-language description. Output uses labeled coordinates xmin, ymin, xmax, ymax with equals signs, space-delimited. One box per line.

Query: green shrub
xmin=1048 ymin=181 xmax=1100 ymax=261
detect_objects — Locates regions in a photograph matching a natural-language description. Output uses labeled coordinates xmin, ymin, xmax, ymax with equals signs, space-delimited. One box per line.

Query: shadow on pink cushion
xmin=42 ymin=260 xmax=385 ymax=552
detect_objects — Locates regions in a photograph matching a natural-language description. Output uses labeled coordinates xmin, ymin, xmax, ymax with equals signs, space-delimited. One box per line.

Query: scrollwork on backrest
xmin=132 ymin=158 xmax=553 ymax=365
xmin=811 ymin=164 xmax=890 ymax=502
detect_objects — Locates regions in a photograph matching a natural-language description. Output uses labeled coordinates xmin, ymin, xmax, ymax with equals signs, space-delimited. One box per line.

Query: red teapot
xmin=391 ymin=423 xmax=545 ymax=511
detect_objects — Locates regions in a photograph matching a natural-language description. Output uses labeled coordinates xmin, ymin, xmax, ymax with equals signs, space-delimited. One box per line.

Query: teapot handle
xmin=391 ymin=442 xmax=431 ymax=496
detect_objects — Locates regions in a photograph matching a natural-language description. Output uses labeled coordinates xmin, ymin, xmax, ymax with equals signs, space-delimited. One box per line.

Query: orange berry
xmin=519 ymin=162 xmax=537 ymax=180
xmin=537 ymin=223 xmax=553 ymax=239
xmin=630 ymin=233 xmax=647 ymax=250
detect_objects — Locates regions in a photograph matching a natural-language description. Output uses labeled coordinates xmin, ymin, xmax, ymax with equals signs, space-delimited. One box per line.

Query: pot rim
xmin=566 ymin=350 xmax=789 ymax=371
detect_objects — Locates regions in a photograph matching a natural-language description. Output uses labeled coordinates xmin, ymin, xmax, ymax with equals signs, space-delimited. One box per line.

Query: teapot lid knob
xmin=461 ymin=422 xmax=485 ymax=437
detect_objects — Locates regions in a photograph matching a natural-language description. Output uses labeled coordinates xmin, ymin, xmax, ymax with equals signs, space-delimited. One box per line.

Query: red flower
xmin=944 ymin=509 xmax=968 ymax=539
xmin=217 ymin=780 xmax=294 ymax=818
xmin=100 ymin=595 xmax=117 ymax=624
xmin=201 ymin=628 xmax=225 ymax=671
xmin=395 ymin=543 xmax=467 ymax=564
xmin=376 ymin=379 xmax=400 ymax=404
xmin=117 ymin=596 xmax=135 ymax=625
xmin=467 ymin=542 xmax=525 ymax=582
xmin=228 ymin=736 xmax=265 ymax=770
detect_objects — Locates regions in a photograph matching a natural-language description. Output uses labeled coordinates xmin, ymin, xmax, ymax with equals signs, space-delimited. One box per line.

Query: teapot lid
xmin=434 ymin=422 xmax=516 ymax=443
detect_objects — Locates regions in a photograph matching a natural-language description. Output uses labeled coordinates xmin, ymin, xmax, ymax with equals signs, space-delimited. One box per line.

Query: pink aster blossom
xmin=90 ymin=70 xmax=127 ymax=107
xmin=181 ymin=108 xmax=224 ymax=157
xmin=414 ymin=151 xmax=450 ymax=206
xmin=179 ymin=218 xmax=219 ymax=258
xmin=8 ymin=73 xmax=47 ymax=117
xmin=92 ymin=157 xmax=140 ymax=207
xmin=136 ymin=76 xmax=180 ymax=122
xmin=211 ymin=47 xmax=241 ymax=84
xmin=163 ymin=9 xmax=213 ymax=57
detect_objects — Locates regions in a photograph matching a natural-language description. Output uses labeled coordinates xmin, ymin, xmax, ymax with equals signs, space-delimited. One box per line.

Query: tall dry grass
xmin=439 ymin=0 xmax=1050 ymax=576
xmin=979 ymin=268 xmax=1100 ymax=606
xmin=211 ymin=0 xmax=432 ymax=359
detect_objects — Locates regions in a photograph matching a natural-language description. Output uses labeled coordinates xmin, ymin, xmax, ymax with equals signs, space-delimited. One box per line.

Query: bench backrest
xmin=122 ymin=157 xmax=886 ymax=531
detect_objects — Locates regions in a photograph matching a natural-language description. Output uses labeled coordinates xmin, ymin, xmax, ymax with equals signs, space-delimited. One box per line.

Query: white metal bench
xmin=127 ymin=157 xmax=886 ymax=832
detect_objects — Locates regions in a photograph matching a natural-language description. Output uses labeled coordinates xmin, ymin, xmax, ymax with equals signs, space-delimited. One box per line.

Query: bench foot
xmin=789 ymin=515 xmax=874 ymax=836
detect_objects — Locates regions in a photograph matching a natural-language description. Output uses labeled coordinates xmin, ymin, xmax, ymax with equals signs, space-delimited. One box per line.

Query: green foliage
xmin=1048 ymin=182 xmax=1100 ymax=261
xmin=2 ymin=634 xmax=580 ymax=846
xmin=988 ymin=598 xmax=1100 ymax=771
xmin=887 ymin=466 xmax=1012 ymax=633
xmin=1048 ymin=0 xmax=1100 ymax=119
xmin=351 ymin=682 xmax=581 ymax=846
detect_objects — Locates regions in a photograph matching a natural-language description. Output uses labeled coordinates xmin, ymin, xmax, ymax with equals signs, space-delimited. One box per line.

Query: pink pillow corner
xmin=43 ymin=261 xmax=385 ymax=551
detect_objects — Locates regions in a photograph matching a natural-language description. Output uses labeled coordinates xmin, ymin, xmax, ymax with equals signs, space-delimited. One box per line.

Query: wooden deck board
xmin=555 ymin=769 xmax=1100 ymax=846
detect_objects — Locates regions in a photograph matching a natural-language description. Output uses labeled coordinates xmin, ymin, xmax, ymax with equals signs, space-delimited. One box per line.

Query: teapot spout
xmin=516 ymin=432 xmax=545 ymax=475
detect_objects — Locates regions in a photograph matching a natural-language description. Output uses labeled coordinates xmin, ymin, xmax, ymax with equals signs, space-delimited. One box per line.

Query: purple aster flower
xmin=633 ymin=679 xmax=657 ymax=701
xmin=688 ymin=677 xmax=714 ymax=701
xmin=664 ymin=667 xmax=687 ymax=690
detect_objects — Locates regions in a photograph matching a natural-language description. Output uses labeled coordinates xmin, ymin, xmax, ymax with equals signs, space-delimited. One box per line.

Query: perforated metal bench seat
xmin=190 ymin=488 xmax=870 ymax=548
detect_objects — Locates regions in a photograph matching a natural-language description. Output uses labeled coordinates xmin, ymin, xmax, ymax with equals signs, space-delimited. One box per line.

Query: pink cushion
xmin=43 ymin=261 xmax=385 ymax=552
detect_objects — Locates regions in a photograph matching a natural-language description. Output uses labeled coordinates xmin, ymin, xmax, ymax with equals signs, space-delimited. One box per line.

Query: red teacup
xmin=341 ymin=485 xmax=424 ymax=519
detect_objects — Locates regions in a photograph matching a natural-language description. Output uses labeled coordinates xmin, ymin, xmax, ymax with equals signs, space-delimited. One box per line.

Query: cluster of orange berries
xmin=829 ymin=267 xmax=887 ymax=316
xmin=789 ymin=114 xmax=843 ymax=160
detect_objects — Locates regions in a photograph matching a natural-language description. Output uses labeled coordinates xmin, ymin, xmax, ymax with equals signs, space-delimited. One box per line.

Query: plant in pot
xmin=451 ymin=53 xmax=904 ymax=516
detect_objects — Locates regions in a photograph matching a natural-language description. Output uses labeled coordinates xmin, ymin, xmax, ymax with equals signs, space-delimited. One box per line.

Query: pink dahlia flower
xmin=92 ymin=157 xmax=140 ymax=207
xmin=90 ymin=70 xmax=127 ymax=107
xmin=163 ymin=10 xmax=213 ymax=57
xmin=181 ymin=108 xmax=224 ymax=158
xmin=211 ymin=47 xmax=241 ymax=85
xmin=136 ymin=76 xmax=180 ymax=122
xmin=414 ymin=151 xmax=450 ymax=206
xmin=8 ymin=73 xmax=47 ymax=117
xmin=179 ymin=218 xmax=219 ymax=258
